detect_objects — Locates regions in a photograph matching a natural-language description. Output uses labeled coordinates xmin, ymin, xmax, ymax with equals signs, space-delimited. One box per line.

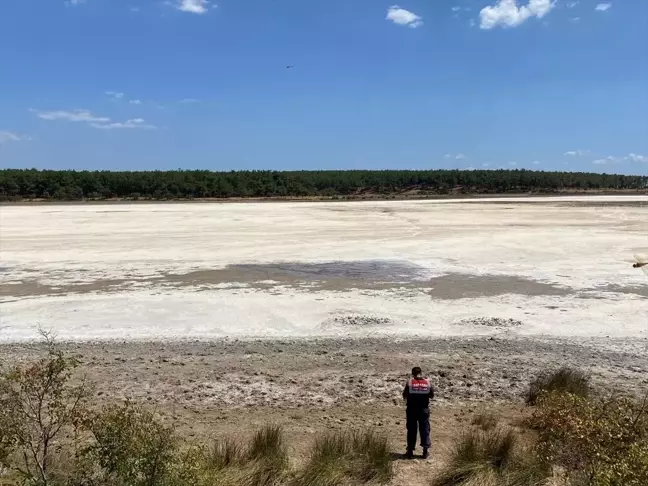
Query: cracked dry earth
xmin=1 ymin=336 xmax=646 ymax=486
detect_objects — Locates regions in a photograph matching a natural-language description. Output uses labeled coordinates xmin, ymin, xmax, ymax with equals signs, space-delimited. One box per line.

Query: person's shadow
xmin=389 ymin=452 xmax=410 ymax=461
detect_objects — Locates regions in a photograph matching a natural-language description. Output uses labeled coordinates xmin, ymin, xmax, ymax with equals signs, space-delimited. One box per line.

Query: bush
xmin=430 ymin=427 xmax=548 ymax=486
xmin=0 ymin=334 xmax=92 ymax=485
xmin=526 ymin=367 xmax=589 ymax=405
xmin=295 ymin=430 xmax=392 ymax=486
xmin=530 ymin=391 xmax=648 ymax=486
xmin=84 ymin=402 xmax=178 ymax=486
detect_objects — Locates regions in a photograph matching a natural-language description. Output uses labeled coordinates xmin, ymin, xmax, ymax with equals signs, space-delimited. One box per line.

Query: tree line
xmin=0 ymin=168 xmax=646 ymax=201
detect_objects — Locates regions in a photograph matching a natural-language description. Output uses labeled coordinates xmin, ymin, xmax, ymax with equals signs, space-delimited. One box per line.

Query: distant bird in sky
xmin=286 ymin=65 xmax=294 ymax=69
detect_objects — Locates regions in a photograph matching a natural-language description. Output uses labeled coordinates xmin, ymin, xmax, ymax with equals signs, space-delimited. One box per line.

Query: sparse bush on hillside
xmin=82 ymin=402 xmax=178 ymax=486
xmin=526 ymin=367 xmax=590 ymax=405
xmin=295 ymin=430 xmax=392 ymax=486
xmin=530 ymin=391 xmax=648 ymax=486
xmin=430 ymin=427 xmax=549 ymax=486
xmin=0 ymin=332 xmax=92 ymax=486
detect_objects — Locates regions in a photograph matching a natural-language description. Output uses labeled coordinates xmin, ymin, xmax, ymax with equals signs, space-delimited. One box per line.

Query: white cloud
xmin=564 ymin=149 xmax=589 ymax=156
xmin=566 ymin=1 xmax=579 ymax=7
xmin=508 ymin=161 xmax=518 ymax=166
xmin=176 ymin=0 xmax=210 ymax=14
xmin=65 ymin=0 xmax=85 ymax=7
xmin=595 ymin=3 xmax=611 ymax=11
xmin=31 ymin=109 xmax=110 ymax=123
xmin=592 ymin=155 xmax=627 ymax=165
xmin=31 ymin=108 xmax=156 ymax=131
xmin=570 ymin=16 xmax=580 ymax=21
xmin=386 ymin=6 xmax=423 ymax=28
xmin=532 ymin=160 xmax=541 ymax=165
xmin=482 ymin=163 xmax=491 ymax=167
xmin=130 ymin=6 xmax=140 ymax=12
xmin=444 ymin=153 xmax=465 ymax=160
xmin=179 ymin=98 xmax=199 ymax=103
xmin=627 ymin=153 xmax=648 ymax=163
xmin=129 ymin=99 xmax=142 ymax=105
xmin=0 ymin=131 xmax=29 ymax=145
xmin=590 ymin=154 xmax=648 ymax=164
xmin=105 ymin=91 xmax=124 ymax=99
xmin=479 ymin=0 xmax=556 ymax=30
xmin=452 ymin=6 xmax=461 ymax=11
xmin=91 ymin=118 xmax=157 ymax=130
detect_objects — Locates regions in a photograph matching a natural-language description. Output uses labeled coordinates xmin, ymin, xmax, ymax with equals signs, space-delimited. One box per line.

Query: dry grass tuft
xmin=526 ymin=368 xmax=589 ymax=406
xmin=431 ymin=427 xmax=549 ymax=486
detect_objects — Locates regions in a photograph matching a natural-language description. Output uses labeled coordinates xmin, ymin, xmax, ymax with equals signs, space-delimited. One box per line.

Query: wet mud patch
xmin=225 ymin=260 xmax=430 ymax=283
xmin=584 ymin=284 xmax=648 ymax=299
xmin=4 ymin=260 xmax=644 ymax=302
xmin=1 ymin=260 xmax=432 ymax=298
xmin=426 ymin=273 xmax=570 ymax=299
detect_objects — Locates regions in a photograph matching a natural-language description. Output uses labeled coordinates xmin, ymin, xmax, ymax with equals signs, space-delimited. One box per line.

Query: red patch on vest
xmin=409 ymin=378 xmax=430 ymax=394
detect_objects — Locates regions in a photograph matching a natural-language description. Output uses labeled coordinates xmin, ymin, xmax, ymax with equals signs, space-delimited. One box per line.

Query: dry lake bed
xmin=2 ymin=196 xmax=648 ymax=484
xmin=1 ymin=196 xmax=647 ymax=344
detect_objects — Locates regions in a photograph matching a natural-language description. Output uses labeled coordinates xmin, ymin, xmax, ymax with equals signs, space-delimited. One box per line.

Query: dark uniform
xmin=402 ymin=375 xmax=434 ymax=457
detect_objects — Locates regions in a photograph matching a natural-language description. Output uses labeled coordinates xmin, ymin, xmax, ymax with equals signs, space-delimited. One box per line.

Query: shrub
xmin=83 ymin=402 xmax=178 ymax=486
xmin=530 ymin=391 xmax=648 ymax=486
xmin=526 ymin=367 xmax=589 ymax=405
xmin=0 ymin=334 xmax=92 ymax=485
xmin=430 ymin=427 xmax=548 ymax=486
xmin=295 ymin=430 xmax=392 ymax=486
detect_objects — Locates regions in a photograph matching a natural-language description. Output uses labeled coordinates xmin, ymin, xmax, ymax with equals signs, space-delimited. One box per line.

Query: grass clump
xmin=208 ymin=437 xmax=244 ymax=470
xmin=471 ymin=412 xmax=499 ymax=431
xmin=431 ymin=427 xmax=549 ymax=486
xmin=245 ymin=425 xmax=289 ymax=486
xmin=526 ymin=367 xmax=589 ymax=405
xmin=295 ymin=430 xmax=392 ymax=486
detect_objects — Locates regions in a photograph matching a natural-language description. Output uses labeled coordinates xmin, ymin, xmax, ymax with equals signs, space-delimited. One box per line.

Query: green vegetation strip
xmin=1 ymin=168 xmax=647 ymax=201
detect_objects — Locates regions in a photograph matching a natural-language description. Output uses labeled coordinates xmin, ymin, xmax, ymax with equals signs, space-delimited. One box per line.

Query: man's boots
xmin=422 ymin=448 xmax=429 ymax=459
xmin=405 ymin=449 xmax=414 ymax=459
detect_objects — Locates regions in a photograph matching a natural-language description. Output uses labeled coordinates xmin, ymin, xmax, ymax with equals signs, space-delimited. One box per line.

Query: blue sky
xmin=1 ymin=0 xmax=647 ymax=173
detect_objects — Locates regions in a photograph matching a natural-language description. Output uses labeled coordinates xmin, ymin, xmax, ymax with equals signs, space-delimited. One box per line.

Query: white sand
xmin=1 ymin=196 xmax=647 ymax=343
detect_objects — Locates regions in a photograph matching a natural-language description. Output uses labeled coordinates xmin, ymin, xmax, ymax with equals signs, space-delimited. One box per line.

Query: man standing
xmin=402 ymin=366 xmax=434 ymax=459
